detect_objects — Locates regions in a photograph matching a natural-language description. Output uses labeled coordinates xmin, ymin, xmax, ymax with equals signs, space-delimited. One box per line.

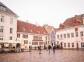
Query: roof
xmin=58 ymin=14 xmax=83 ymax=29
xmin=43 ymin=24 xmax=56 ymax=33
xmin=0 ymin=2 xmax=18 ymax=17
xmin=17 ymin=20 xmax=48 ymax=35
xmin=63 ymin=16 xmax=82 ymax=27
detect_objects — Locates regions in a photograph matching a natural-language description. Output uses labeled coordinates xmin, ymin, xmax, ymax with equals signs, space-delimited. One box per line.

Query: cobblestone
xmin=0 ymin=50 xmax=84 ymax=62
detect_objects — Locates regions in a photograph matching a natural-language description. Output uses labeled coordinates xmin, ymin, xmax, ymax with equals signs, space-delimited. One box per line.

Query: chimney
xmin=82 ymin=18 xmax=84 ymax=25
xmin=26 ymin=20 xmax=29 ymax=23
xmin=36 ymin=21 xmax=39 ymax=27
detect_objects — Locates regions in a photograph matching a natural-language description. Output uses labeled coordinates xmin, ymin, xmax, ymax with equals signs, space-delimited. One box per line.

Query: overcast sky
xmin=0 ymin=0 xmax=84 ymax=28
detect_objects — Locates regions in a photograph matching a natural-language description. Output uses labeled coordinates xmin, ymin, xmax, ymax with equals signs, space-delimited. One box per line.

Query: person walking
xmin=53 ymin=45 xmax=56 ymax=54
xmin=48 ymin=45 xmax=51 ymax=54
xmin=38 ymin=45 xmax=42 ymax=54
xmin=29 ymin=46 xmax=32 ymax=52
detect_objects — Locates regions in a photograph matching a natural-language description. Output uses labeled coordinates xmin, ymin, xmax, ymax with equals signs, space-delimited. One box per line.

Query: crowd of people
xmin=29 ymin=45 xmax=56 ymax=54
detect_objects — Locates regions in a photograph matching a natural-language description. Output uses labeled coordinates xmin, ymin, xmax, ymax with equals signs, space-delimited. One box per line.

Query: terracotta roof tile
xmin=58 ymin=15 xmax=83 ymax=30
xmin=63 ymin=15 xmax=83 ymax=27
xmin=17 ymin=20 xmax=47 ymax=35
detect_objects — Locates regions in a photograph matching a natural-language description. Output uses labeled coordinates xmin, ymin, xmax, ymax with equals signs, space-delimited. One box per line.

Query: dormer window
xmin=0 ymin=6 xmax=6 ymax=11
xmin=23 ymin=28 xmax=25 ymax=31
xmin=30 ymin=30 xmax=32 ymax=32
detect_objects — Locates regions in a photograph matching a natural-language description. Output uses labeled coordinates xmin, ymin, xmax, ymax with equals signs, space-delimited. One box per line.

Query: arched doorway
xmin=16 ymin=43 xmax=21 ymax=52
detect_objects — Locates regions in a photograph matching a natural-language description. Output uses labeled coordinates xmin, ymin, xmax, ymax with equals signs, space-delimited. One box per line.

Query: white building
xmin=17 ymin=20 xmax=48 ymax=50
xmin=43 ymin=25 xmax=56 ymax=46
xmin=56 ymin=14 xmax=84 ymax=49
xmin=0 ymin=2 xmax=19 ymax=52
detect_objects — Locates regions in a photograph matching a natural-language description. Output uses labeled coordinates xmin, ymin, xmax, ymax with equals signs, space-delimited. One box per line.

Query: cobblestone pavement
xmin=0 ymin=50 xmax=84 ymax=62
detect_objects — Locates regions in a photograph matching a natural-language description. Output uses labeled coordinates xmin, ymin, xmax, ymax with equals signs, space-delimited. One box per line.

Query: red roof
xmin=43 ymin=24 xmax=56 ymax=32
xmin=63 ymin=16 xmax=82 ymax=27
xmin=58 ymin=14 xmax=83 ymax=29
xmin=17 ymin=20 xmax=48 ymax=35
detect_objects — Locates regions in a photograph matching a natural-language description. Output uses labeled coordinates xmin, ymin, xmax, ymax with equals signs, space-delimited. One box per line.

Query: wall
xmin=56 ymin=25 xmax=84 ymax=49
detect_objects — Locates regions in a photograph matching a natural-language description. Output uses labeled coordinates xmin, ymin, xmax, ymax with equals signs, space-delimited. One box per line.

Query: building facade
xmin=0 ymin=2 xmax=19 ymax=48
xmin=56 ymin=14 xmax=84 ymax=49
xmin=43 ymin=25 xmax=56 ymax=46
xmin=17 ymin=20 xmax=48 ymax=50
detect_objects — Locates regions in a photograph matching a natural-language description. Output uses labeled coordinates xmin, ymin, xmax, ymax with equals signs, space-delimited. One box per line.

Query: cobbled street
xmin=0 ymin=50 xmax=84 ymax=62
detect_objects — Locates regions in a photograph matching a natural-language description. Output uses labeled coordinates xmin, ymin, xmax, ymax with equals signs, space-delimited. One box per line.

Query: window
xmin=0 ymin=36 xmax=3 ymax=40
xmin=10 ymin=18 xmax=13 ymax=24
xmin=33 ymin=36 xmax=42 ymax=40
xmin=39 ymin=42 xmax=43 ymax=45
xmin=67 ymin=33 xmax=70 ymax=38
xmin=39 ymin=36 xmax=42 ymax=40
xmin=17 ymin=34 xmax=20 ymax=38
xmin=10 ymin=37 xmax=12 ymax=40
xmin=80 ymin=31 xmax=83 ymax=36
xmin=23 ymin=34 xmax=25 ymax=38
xmin=75 ymin=28 xmax=78 ymax=31
xmin=23 ymin=34 xmax=28 ymax=38
xmin=46 ymin=36 xmax=47 ymax=40
xmin=0 ymin=16 xmax=4 ymax=22
xmin=75 ymin=32 xmax=78 ymax=37
xmin=68 ymin=43 xmax=70 ymax=47
xmin=33 ymin=36 xmax=38 ymax=40
xmin=10 ymin=28 xmax=13 ymax=34
xmin=81 ymin=42 xmax=84 ymax=47
xmin=64 ymin=34 xmax=66 ymax=38
xmin=24 ymin=40 xmax=28 ymax=44
xmin=60 ymin=34 xmax=62 ymax=38
xmin=0 ymin=6 xmax=6 ymax=11
xmin=72 ymin=43 xmax=74 ymax=47
xmin=32 ymin=42 xmax=38 ymax=45
xmin=0 ymin=26 xmax=4 ymax=33
xmin=57 ymin=35 xmax=59 ymax=39
xmin=57 ymin=41 xmax=59 ymax=44
xmin=64 ymin=43 xmax=66 ymax=47
xmin=71 ymin=33 xmax=74 ymax=37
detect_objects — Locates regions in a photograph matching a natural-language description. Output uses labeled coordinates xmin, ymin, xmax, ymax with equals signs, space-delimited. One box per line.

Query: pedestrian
xmin=38 ymin=45 xmax=42 ymax=54
xmin=48 ymin=45 xmax=51 ymax=54
xmin=29 ymin=46 xmax=32 ymax=52
xmin=53 ymin=45 xmax=56 ymax=54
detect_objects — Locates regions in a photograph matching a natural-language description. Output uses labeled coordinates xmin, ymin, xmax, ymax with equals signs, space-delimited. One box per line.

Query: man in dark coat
xmin=53 ymin=45 xmax=56 ymax=54
xmin=48 ymin=45 xmax=51 ymax=54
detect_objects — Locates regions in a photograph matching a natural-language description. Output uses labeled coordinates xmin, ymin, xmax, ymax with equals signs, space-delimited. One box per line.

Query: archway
xmin=16 ymin=43 xmax=21 ymax=52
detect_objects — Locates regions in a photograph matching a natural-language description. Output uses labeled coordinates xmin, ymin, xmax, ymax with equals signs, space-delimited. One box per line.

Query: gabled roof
xmin=43 ymin=24 xmax=56 ymax=33
xmin=0 ymin=2 xmax=18 ymax=17
xmin=17 ymin=20 xmax=48 ymax=35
